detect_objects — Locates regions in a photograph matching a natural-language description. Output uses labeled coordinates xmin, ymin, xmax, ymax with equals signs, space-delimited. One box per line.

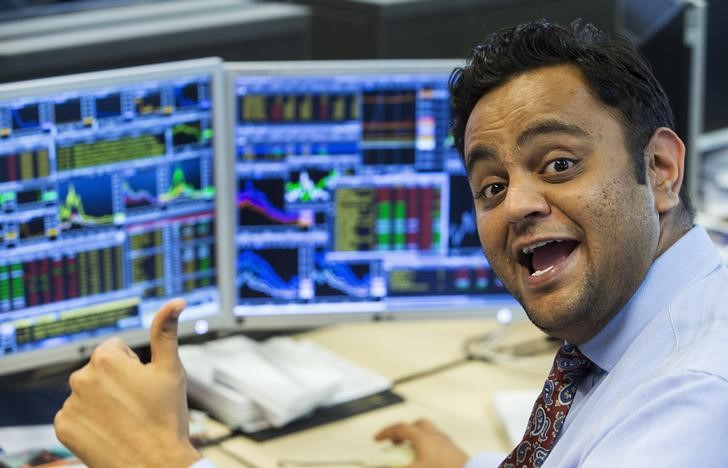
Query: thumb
xmin=150 ymin=298 xmax=186 ymax=371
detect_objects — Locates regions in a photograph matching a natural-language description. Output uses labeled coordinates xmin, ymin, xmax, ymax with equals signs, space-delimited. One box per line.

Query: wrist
xmin=142 ymin=438 xmax=201 ymax=468
xmin=189 ymin=459 xmax=217 ymax=468
xmin=173 ymin=440 xmax=202 ymax=468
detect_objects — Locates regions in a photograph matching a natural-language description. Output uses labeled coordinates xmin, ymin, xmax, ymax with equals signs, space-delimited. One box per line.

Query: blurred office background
xmin=0 ymin=0 xmax=725 ymax=214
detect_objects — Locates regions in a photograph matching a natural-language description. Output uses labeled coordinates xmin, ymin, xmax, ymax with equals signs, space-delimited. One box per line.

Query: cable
xmin=277 ymin=460 xmax=366 ymax=467
xmin=392 ymin=316 xmax=555 ymax=386
xmin=213 ymin=443 xmax=261 ymax=468
xmin=463 ymin=320 xmax=559 ymax=370
xmin=391 ymin=356 xmax=470 ymax=386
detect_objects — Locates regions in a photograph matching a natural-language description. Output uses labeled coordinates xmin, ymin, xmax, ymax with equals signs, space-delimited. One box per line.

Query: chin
xmin=521 ymin=295 xmax=592 ymax=341
xmin=515 ymin=266 xmax=602 ymax=334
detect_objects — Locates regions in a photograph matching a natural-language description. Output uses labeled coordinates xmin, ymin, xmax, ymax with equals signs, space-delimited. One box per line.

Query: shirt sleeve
xmin=190 ymin=459 xmax=217 ymax=468
xmin=581 ymin=370 xmax=728 ymax=467
xmin=464 ymin=451 xmax=507 ymax=468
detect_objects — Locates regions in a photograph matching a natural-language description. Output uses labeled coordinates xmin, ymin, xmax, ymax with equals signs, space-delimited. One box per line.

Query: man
xmin=54 ymin=20 xmax=728 ymax=467
xmin=375 ymin=20 xmax=728 ymax=467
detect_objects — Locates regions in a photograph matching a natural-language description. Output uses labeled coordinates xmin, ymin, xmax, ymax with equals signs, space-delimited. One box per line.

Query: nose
xmin=502 ymin=181 xmax=550 ymax=225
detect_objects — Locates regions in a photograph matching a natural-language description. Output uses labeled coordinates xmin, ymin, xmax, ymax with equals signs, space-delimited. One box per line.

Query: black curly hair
xmin=449 ymin=19 xmax=693 ymax=219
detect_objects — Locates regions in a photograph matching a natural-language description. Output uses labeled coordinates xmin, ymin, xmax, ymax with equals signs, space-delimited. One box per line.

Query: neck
xmin=655 ymin=208 xmax=691 ymax=259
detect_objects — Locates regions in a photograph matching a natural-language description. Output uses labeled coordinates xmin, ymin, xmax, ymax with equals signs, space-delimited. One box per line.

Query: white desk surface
xmin=202 ymin=318 xmax=555 ymax=468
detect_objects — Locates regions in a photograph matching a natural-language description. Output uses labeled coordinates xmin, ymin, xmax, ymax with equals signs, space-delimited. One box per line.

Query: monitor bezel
xmin=223 ymin=60 xmax=521 ymax=330
xmin=0 ymin=57 xmax=231 ymax=376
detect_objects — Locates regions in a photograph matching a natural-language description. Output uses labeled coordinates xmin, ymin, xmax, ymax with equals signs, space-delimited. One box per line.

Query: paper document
xmin=492 ymin=389 xmax=540 ymax=446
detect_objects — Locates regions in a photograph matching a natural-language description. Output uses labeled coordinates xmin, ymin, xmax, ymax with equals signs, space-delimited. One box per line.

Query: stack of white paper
xmin=180 ymin=335 xmax=391 ymax=430
xmin=492 ymin=389 xmax=541 ymax=446
xmin=180 ymin=344 xmax=268 ymax=432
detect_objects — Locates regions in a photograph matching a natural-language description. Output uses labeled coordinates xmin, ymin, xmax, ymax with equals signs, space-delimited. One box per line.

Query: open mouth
xmin=518 ymin=239 xmax=580 ymax=277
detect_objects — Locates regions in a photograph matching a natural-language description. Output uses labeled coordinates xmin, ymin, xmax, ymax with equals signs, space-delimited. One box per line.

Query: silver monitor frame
xmin=222 ymin=60 xmax=522 ymax=330
xmin=0 ymin=57 xmax=230 ymax=376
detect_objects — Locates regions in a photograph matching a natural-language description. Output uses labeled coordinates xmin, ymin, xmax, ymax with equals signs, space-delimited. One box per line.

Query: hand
xmin=54 ymin=298 xmax=201 ymax=468
xmin=375 ymin=419 xmax=469 ymax=468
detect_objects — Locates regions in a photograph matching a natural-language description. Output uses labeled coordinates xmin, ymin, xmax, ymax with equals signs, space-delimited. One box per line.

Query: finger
xmin=97 ymin=336 xmax=140 ymax=361
xmin=68 ymin=368 xmax=89 ymax=394
xmin=413 ymin=419 xmax=439 ymax=434
xmin=54 ymin=405 xmax=72 ymax=446
xmin=375 ymin=423 xmax=403 ymax=442
xmin=375 ymin=423 xmax=425 ymax=446
xmin=150 ymin=298 xmax=186 ymax=371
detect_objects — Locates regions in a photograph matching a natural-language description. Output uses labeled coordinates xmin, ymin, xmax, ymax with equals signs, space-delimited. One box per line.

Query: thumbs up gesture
xmin=54 ymin=299 xmax=202 ymax=468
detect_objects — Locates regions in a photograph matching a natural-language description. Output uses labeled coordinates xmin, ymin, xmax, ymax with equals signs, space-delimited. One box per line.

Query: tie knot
xmin=551 ymin=343 xmax=593 ymax=381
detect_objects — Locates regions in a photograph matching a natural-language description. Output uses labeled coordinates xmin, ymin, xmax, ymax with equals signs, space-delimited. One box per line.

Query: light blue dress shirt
xmin=467 ymin=226 xmax=728 ymax=467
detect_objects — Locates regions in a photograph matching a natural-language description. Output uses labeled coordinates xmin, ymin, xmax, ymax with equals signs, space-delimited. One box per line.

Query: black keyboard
xmin=241 ymin=390 xmax=404 ymax=442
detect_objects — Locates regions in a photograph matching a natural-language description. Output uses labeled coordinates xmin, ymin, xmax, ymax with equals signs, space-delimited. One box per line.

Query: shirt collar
xmin=579 ymin=226 xmax=721 ymax=372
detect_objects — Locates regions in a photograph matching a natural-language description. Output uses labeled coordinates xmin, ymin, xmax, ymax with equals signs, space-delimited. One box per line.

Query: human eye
xmin=543 ymin=157 xmax=576 ymax=174
xmin=474 ymin=182 xmax=507 ymax=201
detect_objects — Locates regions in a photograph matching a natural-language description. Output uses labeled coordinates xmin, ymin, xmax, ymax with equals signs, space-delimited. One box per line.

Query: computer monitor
xmin=223 ymin=60 xmax=518 ymax=328
xmin=0 ymin=58 xmax=227 ymax=376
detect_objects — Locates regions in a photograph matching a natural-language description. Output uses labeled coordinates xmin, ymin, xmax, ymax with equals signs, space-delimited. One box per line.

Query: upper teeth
xmin=521 ymin=239 xmax=562 ymax=254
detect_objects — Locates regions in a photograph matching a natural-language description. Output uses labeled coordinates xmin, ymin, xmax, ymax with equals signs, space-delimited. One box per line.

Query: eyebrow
xmin=516 ymin=119 xmax=590 ymax=148
xmin=465 ymin=119 xmax=590 ymax=173
xmin=465 ymin=145 xmax=498 ymax=174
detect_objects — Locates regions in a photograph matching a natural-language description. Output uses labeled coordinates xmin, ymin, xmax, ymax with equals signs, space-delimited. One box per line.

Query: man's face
xmin=464 ymin=65 xmax=661 ymax=344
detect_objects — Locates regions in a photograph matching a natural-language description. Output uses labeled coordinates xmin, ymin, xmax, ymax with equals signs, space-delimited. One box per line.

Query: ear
xmin=644 ymin=127 xmax=685 ymax=215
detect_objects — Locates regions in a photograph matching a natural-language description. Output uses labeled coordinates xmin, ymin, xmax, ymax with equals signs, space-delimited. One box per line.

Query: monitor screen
xmin=225 ymin=61 xmax=518 ymax=327
xmin=0 ymin=58 xmax=226 ymax=375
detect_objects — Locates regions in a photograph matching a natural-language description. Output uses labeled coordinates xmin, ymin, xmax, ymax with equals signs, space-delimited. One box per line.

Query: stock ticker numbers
xmin=0 ymin=75 xmax=218 ymax=354
xmin=233 ymin=72 xmax=510 ymax=312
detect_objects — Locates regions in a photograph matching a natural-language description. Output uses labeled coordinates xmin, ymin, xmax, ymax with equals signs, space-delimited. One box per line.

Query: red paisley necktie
xmin=500 ymin=343 xmax=593 ymax=468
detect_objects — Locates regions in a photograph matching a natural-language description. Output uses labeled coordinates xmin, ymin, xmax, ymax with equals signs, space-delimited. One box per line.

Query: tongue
xmin=532 ymin=241 xmax=577 ymax=272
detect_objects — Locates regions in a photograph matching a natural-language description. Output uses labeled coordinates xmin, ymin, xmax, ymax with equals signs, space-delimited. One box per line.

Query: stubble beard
xmin=519 ymin=272 xmax=602 ymax=343
xmin=520 ymin=258 xmax=643 ymax=344
xmin=487 ymin=247 xmax=606 ymax=343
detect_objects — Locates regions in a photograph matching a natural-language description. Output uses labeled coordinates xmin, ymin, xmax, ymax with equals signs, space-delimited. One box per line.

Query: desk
xmin=201 ymin=319 xmax=554 ymax=468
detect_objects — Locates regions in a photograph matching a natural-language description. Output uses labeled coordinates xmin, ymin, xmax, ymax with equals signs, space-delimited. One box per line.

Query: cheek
xmin=561 ymin=168 xmax=624 ymax=220
xmin=476 ymin=211 xmax=507 ymax=265
xmin=575 ymin=176 xmax=655 ymax=258
xmin=475 ymin=210 xmax=492 ymax=248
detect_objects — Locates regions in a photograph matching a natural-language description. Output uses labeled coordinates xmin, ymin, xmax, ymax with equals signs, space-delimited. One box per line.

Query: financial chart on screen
xmin=0 ymin=59 xmax=224 ymax=373
xmin=229 ymin=61 xmax=516 ymax=322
